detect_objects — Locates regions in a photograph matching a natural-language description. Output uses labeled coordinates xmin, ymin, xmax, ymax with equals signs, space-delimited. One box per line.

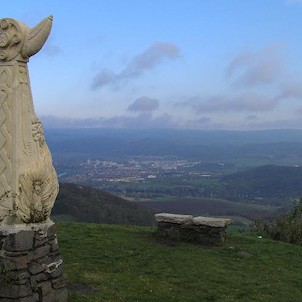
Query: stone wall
xmin=0 ymin=221 xmax=67 ymax=302
xmin=155 ymin=213 xmax=231 ymax=246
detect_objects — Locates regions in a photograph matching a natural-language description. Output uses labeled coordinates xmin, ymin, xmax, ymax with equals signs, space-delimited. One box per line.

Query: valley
xmin=48 ymin=128 xmax=302 ymax=227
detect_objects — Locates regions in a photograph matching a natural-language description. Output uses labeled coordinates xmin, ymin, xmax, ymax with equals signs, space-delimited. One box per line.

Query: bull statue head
xmin=0 ymin=16 xmax=53 ymax=62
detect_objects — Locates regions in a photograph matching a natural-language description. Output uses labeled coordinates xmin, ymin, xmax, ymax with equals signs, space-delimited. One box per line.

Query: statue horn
xmin=22 ymin=16 xmax=53 ymax=59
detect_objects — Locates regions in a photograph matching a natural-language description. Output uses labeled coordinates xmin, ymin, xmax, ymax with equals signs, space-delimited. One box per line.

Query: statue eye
xmin=0 ymin=19 xmax=9 ymax=29
xmin=12 ymin=33 xmax=21 ymax=44
xmin=0 ymin=32 xmax=9 ymax=47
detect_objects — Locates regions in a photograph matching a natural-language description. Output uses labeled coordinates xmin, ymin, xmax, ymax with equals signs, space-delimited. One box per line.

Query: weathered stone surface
xmin=34 ymin=237 xmax=48 ymax=248
xmin=20 ymin=293 xmax=40 ymax=302
xmin=0 ymin=16 xmax=58 ymax=224
xmin=14 ymin=270 xmax=30 ymax=285
xmin=39 ymin=281 xmax=53 ymax=296
xmin=11 ymin=255 xmax=29 ymax=270
xmin=156 ymin=213 xmax=231 ymax=246
xmin=48 ymin=263 xmax=64 ymax=279
xmin=192 ymin=216 xmax=231 ymax=228
xmin=28 ymin=262 xmax=45 ymax=275
xmin=0 ymin=284 xmax=32 ymax=298
xmin=33 ymin=244 xmax=51 ymax=260
xmin=155 ymin=213 xmax=193 ymax=224
xmin=0 ymin=234 xmax=4 ymax=249
xmin=51 ymin=276 xmax=67 ymax=289
xmin=0 ymin=295 xmax=39 ymax=302
xmin=47 ymin=223 xmax=57 ymax=238
xmin=4 ymin=230 xmax=34 ymax=251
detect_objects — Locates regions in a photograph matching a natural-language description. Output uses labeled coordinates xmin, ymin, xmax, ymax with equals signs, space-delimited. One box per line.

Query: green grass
xmin=57 ymin=222 xmax=302 ymax=302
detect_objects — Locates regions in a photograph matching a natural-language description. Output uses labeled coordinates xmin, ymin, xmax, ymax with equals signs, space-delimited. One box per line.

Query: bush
xmin=253 ymin=199 xmax=302 ymax=245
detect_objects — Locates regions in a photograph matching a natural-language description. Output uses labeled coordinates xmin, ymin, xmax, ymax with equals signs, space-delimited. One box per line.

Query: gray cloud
xmin=91 ymin=70 xmax=115 ymax=88
xmin=127 ymin=96 xmax=159 ymax=112
xmin=226 ymin=44 xmax=284 ymax=87
xmin=179 ymin=92 xmax=278 ymax=114
xmin=91 ymin=42 xmax=180 ymax=89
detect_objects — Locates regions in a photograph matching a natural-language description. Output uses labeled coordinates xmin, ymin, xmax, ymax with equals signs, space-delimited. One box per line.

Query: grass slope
xmin=57 ymin=222 xmax=302 ymax=302
xmin=53 ymin=183 xmax=155 ymax=226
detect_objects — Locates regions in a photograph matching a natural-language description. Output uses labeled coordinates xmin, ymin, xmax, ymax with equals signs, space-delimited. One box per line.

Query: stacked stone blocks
xmin=0 ymin=221 xmax=67 ymax=302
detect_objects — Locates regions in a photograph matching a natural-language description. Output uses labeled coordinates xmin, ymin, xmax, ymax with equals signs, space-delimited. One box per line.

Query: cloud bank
xmin=41 ymin=113 xmax=177 ymax=129
xmin=178 ymin=92 xmax=278 ymax=113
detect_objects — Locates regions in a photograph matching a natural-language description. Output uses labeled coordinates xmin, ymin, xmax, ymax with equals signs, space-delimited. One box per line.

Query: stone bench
xmin=155 ymin=213 xmax=231 ymax=246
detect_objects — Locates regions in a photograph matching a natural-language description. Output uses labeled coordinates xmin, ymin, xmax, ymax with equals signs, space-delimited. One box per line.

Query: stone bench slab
xmin=192 ymin=216 xmax=231 ymax=228
xmin=154 ymin=213 xmax=193 ymax=224
xmin=155 ymin=213 xmax=231 ymax=228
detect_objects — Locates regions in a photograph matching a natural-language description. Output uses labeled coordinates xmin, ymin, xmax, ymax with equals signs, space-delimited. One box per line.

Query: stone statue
xmin=0 ymin=16 xmax=58 ymax=224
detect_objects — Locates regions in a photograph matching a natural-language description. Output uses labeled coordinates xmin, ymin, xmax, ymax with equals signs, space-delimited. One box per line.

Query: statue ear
xmin=22 ymin=16 xmax=53 ymax=59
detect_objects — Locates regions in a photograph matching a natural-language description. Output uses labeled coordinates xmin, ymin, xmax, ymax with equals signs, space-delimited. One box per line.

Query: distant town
xmin=57 ymin=156 xmax=231 ymax=199
xmin=59 ymin=156 xmax=225 ymax=184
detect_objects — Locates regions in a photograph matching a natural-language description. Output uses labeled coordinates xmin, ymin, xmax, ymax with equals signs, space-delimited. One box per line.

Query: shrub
xmin=253 ymin=199 xmax=302 ymax=245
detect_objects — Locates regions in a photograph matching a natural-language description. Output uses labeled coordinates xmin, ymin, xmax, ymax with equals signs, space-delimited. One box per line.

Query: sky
xmin=2 ymin=0 xmax=302 ymax=130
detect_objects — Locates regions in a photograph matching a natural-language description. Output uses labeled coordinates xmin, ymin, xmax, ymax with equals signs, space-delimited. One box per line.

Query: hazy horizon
xmin=41 ymin=115 xmax=302 ymax=131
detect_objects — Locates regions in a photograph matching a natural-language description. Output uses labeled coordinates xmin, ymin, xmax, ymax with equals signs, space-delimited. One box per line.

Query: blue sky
xmin=2 ymin=0 xmax=302 ymax=129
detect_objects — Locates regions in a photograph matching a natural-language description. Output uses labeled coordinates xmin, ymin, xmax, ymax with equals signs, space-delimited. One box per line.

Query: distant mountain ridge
xmin=45 ymin=128 xmax=302 ymax=165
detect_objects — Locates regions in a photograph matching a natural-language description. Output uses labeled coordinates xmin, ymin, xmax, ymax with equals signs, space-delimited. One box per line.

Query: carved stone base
xmin=0 ymin=221 xmax=67 ymax=302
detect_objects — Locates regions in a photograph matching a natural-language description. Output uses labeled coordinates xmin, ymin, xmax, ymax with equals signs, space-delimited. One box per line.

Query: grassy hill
xmin=58 ymin=222 xmax=302 ymax=301
xmin=221 ymin=165 xmax=302 ymax=203
xmin=52 ymin=183 xmax=155 ymax=226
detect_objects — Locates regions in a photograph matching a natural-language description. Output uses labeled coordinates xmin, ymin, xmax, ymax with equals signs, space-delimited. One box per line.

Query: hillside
xmin=58 ymin=222 xmax=302 ymax=301
xmin=221 ymin=165 xmax=302 ymax=202
xmin=52 ymin=183 xmax=155 ymax=226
